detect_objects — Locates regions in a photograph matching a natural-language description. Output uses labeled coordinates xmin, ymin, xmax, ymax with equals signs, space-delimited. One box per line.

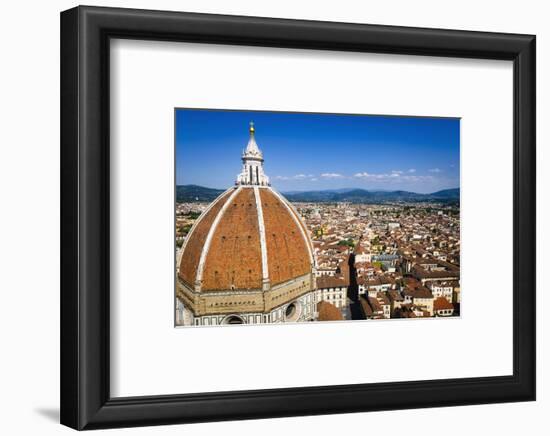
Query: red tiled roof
xmin=317 ymin=274 xmax=349 ymax=289
xmin=317 ymin=301 xmax=344 ymax=321
xmin=433 ymin=297 xmax=454 ymax=311
xmin=179 ymin=187 xmax=313 ymax=291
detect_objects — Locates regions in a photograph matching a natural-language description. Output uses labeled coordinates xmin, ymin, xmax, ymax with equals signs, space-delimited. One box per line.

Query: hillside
xmin=176 ymin=185 xmax=224 ymax=202
xmin=176 ymin=185 xmax=460 ymax=204
xmin=283 ymin=187 xmax=459 ymax=203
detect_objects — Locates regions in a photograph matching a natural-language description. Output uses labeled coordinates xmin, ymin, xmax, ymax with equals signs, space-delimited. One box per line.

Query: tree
xmin=179 ymin=224 xmax=192 ymax=234
xmin=338 ymin=239 xmax=355 ymax=248
xmin=184 ymin=211 xmax=201 ymax=219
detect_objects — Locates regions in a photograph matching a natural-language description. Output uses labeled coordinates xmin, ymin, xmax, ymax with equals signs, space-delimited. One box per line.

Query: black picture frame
xmin=60 ymin=5 xmax=536 ymax=430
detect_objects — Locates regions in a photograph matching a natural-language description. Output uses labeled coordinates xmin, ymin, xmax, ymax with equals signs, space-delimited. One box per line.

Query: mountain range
xmin=176 ymin=185 xmax=459 ymax=204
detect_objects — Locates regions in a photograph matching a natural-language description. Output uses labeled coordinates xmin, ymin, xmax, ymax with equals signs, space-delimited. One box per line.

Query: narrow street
xmin=347 ymin=253 xmax=365 ymax=320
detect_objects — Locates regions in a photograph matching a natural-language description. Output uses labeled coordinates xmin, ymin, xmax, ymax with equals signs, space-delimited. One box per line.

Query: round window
xmin=285 ymin=303 xmax=300 ymax=321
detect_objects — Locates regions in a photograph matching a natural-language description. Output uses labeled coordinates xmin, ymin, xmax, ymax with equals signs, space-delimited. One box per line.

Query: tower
xmin=236 ymin=122 xmax=270 ymax=186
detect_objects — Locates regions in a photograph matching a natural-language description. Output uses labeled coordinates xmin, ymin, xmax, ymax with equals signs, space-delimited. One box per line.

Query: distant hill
xmin=176 ymin=185 xmax=224 ymax=202
xmin=176 ymin=185 xmax=459 ymax=204
xmin=429 ymin=188 xmax=460 ymax=200
xmin=282 ymin=187 xmax=459 ymax=204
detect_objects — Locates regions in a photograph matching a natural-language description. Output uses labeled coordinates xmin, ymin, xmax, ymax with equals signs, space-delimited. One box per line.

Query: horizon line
xmin=176 ymin=184 xmax=460 ymax=195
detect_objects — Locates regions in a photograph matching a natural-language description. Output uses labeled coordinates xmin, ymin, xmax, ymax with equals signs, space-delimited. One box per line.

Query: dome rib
xmin=178 ymin=188 xmax=234 ymax=287
xmin=269 ymin=189 xmax=315 ymax=266
xmin=201 ymin=187 xmax=263 ymax=291
xmin=259 ymin=188 xmax=311 ymax=285
xmin=253 ymin=186 xmax=270 ymax=285
xmin=179 ymin=186 xmax=313 ymax=293
xmin=195 ymin=187 xmax=243 ymax=287
xmin=179 ymin=188 xmax=232 ymax=256
xmin=286 ymin=199 xmax=316 ymax=264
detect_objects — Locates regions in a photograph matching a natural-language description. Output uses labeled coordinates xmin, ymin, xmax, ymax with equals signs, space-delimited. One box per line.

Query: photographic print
xmin=175 ymin=109 xmax=460 ymax=327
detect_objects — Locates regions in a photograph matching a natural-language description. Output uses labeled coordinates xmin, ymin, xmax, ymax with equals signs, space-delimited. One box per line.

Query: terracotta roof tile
xmin=179 ymin=187 xmax=313 ymax=292
xmin=317 ymin=301 xmax=344 ymax=321
xmin=260 ymin=189 xmax=311 ymax=286
xmin=433 ymin=296 xmax=454 ymax=311
xmin=202 ymin=188 xmax=263 ymax=291
xmin=178 ymin=189 xmax=233 ymax=286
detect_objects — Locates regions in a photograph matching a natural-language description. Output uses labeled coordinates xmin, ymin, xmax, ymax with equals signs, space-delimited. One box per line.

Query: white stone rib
xmin=195 ymin=187 xmax=243 ymax=286
xmin=179 ymin=188 xmax=233 ymax=259
xmin=285 ymin=198 xmax=315 ymax=253
xmin=253 ymin=186 xmax=269 ymax=282
xmin=269 ymin=188 xmax=315 ymax=265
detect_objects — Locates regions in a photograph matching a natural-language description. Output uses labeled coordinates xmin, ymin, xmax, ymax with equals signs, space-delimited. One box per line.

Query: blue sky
xmin=175 ymin=109 xmax=459 ymax=194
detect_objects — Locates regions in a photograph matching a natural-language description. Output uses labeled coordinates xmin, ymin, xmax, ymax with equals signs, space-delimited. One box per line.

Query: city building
xmin=428 ymin=280 xmax=455 ymax=303
xmin=175 ymin=124 xmax=461 ymax=325
xmin=402 ymin=278 xmax=434 ymax=316
xmin=317 ymin=301 xmax=344 ymax=321
xmin=433 ymin=296 xmax=455 ymax=316
xmin=316 ymin=274 xmax=349 ymax=310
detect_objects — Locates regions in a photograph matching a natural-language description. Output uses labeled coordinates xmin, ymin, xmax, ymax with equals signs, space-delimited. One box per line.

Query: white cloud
xmin=402 ymin=175 xmax=434 ymax=182
xmin=354 ymin=171 xmax=433 ymax=183
xmin=320 ymin=173 xmax=344 ymax=178
xmin=276 ymin=170 xmax=437 ymax=185
xmin=354 ymin=172 xmax=370 ymax=178
xmin=356 ymin=170 xmax=403 ymax=179
xmin=274 ymin=174 xmax=316 ymax=181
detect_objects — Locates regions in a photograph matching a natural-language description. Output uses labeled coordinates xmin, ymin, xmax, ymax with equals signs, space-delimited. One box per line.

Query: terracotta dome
xmin=178 ymin=185 xmax=314 ymax=292
xmin=176 ymin=122 xmax=317 ymax=325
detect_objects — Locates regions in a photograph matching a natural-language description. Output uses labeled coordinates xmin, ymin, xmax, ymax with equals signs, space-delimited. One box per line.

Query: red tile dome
xmin=178 ymin=185 xmax=314 ymax=292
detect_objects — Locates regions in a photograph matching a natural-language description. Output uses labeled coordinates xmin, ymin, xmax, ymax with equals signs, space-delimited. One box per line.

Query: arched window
xmin=223 ymin=315 xmax=244 ymax=325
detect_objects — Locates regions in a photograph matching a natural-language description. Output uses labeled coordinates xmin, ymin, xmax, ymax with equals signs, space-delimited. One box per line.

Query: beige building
xmin=315 ymin=275 xmax=348 ymax=310
xmin=402 ymin=280 xmax=434 ymax=316
xmin=428 ymin=280 xmax=455 ymax=303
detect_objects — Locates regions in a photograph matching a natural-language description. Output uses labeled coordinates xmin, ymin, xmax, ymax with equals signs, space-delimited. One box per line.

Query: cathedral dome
xmin=178 ymin=185 xmax=314 ymax=292
xmin=176 ymin=121 xmax=317 ymax=325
